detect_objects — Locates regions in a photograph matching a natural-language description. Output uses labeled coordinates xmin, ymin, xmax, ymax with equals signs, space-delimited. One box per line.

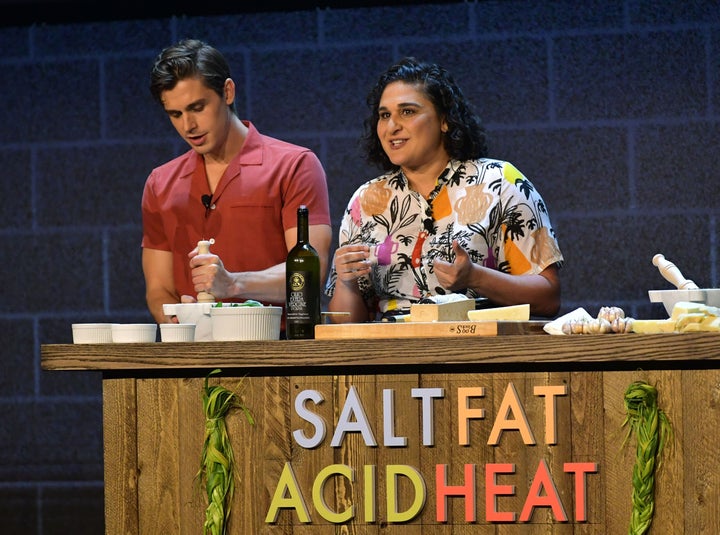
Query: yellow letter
xmin=364 ymin=465 xmax=377 ymax=522
xmin=386 ymin=465 xmax=426 ymax=522
xmin=265 ymin=462 xmax=311 ymax=523
xmin=313 ymin=464 xmax=354 ymax=523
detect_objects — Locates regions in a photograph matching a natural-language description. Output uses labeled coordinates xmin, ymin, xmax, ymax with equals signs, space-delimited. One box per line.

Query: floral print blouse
xmin=325 ymin=158 xmax=564 ymax=318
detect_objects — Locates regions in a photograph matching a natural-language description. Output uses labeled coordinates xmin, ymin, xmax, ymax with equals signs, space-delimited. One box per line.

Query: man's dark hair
xmin=149 ymin=39 xmax=236 ymax=114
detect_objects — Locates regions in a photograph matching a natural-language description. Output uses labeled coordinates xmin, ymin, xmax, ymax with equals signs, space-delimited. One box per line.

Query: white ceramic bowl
xmin=111 ymin=323 xmax=157 ymax=343
xmin=160 ymin=323 xmax=196 ymax=342
xmin=72 ymin=323 xmax=113 ymax=344
xmin=649 ymin=288 xmax=720 ymax=316
xmin=210 ymin=305 xmax=282 ymax=341
xmin=162 ymin=302 xmax=215 ymax=341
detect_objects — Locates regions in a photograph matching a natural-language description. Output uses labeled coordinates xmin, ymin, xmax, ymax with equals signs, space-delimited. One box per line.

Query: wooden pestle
xmin=196 ymin=240 xmax=216 ymax=302
xmin=652 ymin=254 xmax=699 ymax=290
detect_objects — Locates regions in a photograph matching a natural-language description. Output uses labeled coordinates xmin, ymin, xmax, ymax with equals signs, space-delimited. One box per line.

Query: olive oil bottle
xmin=285 ymin=205 xmax=320 ymax=339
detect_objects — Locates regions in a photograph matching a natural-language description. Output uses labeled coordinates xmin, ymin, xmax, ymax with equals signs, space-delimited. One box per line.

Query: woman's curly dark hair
xmin=361 ymin=57 xmax=488 ymax=170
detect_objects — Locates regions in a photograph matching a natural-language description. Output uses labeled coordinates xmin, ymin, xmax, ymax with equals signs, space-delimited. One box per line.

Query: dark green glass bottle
xmin=285 ymin=205 xmax=320 ymax=339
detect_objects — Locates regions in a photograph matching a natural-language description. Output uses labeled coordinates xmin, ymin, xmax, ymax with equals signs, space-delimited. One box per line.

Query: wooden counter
xmin=42 ymin=332 xmax=720 ymax=534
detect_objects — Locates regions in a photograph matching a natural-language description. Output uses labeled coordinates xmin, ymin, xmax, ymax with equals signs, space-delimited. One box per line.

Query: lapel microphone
xmin=201 ymin=194 xmax=214 ymax=218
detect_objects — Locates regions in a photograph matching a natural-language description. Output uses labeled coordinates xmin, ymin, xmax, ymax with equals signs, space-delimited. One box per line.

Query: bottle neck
xmin=297 ymin=206 xmax=309 ymax=243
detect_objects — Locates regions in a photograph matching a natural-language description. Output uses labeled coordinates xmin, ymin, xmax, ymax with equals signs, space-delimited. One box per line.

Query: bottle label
xmin=287 ymin=271 xmax=314 ymax=322
xmin=289 ymin=272 xmax=306 ymax=293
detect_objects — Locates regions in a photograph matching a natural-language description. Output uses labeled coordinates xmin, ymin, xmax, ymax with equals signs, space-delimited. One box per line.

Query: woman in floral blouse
xmin=325 ymin=58 xmax=564 ymax=322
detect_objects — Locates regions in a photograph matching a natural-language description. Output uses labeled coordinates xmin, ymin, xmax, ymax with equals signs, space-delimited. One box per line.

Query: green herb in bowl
xmin=213 ymin=300 xmax=263 ymax=307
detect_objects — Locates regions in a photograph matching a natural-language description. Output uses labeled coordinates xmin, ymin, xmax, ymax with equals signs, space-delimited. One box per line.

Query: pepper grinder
xmin=652 ymin=254 xmax=699 ymax=290
xmin=196 ymin=239 xmax=216 ymax=303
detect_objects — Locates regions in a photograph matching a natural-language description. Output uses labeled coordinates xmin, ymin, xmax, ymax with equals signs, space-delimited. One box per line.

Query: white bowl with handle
xmin=162 ymin=302 xmax=215 ymax=341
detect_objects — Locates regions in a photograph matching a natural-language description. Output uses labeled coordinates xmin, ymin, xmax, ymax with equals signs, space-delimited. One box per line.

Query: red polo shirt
xmin=141 ymin=121 xmax=330 ymax=306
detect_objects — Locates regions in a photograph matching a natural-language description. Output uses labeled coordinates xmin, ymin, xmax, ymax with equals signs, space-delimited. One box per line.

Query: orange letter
xmin=534 ymin=385 xmax=567 ymax=444
xmin=457 ymin=387 xmax=485 ymax=446
xmin=488 ymin=382 xmax=535 ymax=445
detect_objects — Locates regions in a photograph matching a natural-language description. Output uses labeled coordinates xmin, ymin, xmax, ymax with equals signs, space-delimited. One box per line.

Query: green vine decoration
xmin=198 ymin=369 xmax=254 ymax=535
xmin=621 ymin=380 xmax=673 ymax=535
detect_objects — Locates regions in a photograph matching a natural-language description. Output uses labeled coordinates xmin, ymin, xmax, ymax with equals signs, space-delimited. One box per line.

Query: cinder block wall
xmin=0 ymin=1 xmax=718 ymax=532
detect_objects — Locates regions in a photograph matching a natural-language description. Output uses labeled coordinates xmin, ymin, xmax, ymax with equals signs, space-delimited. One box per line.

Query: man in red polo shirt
xmin=142 ymin=39 xmax=331 ymax=324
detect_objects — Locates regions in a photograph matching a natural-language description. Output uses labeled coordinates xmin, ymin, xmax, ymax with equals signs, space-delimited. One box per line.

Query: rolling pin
xmin=196 ymin=239 xmax=216 ymax=302
xmin=652 ymin=254 xmax=699 ymax=290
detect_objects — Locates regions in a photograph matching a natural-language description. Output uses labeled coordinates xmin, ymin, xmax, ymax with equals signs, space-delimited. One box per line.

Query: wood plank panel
xmin=524 ymin=371 xmax=574 ymax=535
xmin=103 ymin=378 xmax=139 ymax=535
xmin=646 ymin=370 xmax=684 ymax=534
xmin=493 ymin=372 xmax=528 ymax=535
xmin=682 ymin=369 xmax=720 ymax=533
xmin=601 ymin=371 xmax=638 ymax=535
xmin=136 ymin=378 xmax=181 ymax=533
xmin=285 ymin=373 xmax=337 ymax=534
xmin=177 ymin=377 xmax=205 ymax=535
xmin=568 ymin=371 xmax=605 ymax=535
xmin=259 ymin=375 xmax=295 ymax=535
xmin=333 ymin=374 xmax=379 ymax=533
xmin=374 ymin=373 xmax=420 ymax=534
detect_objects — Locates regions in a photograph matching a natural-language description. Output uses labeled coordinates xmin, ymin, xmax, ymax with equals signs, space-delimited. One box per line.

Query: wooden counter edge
xmin=41 ymin=332 xmax=720 ymax=371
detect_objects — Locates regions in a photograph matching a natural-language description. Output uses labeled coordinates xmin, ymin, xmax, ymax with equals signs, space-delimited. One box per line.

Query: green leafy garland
xmin=198 ymin=369 xmax=254 ymax=535
xmin=622 ymin=380 xmax=673 ymax=535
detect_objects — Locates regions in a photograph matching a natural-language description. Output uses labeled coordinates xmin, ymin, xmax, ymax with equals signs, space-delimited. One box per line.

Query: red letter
xmin=485 ymin=463 xmax=516 ymax=522
xmin=519 ymin=459 xmax=567 ymax=522
xmin=564 ymin=462 xmax=598 ymax=521
xmin=435 ymin=464 xmax=476 ymax=522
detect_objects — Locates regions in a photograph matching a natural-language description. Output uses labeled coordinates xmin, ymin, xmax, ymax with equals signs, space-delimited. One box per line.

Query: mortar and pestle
xmin=162 ymin=239 xmax=217 ymax=341
xmin=648 ymin=254 xmax=720 ymax=316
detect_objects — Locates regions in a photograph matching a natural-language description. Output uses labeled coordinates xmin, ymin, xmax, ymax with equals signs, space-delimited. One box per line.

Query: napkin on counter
xmin=543 ymin=307 xmax=593 ymax=335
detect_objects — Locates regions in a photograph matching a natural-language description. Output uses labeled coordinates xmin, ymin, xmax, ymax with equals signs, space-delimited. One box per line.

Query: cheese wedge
xmin=630 ymin=319 xmax=676 ymax=333
xmin=682 ymin=316 xmax=720 ymax=332
xmin=410 ymin=299 xmax=475 ymax=322
xmin=675 ymin=312 xmax=707 ymax=330
xmin=671 ymin=301 xmax=707 ymax=320
xmin=700 ymin=317 xmax=720 ymax=331
xmin=467 ymin=304 xmax=530 ymax=321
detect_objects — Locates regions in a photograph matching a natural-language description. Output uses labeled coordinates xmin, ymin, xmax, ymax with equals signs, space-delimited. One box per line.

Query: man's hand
xmin=188 ymin=248 xmax=235 ymax=299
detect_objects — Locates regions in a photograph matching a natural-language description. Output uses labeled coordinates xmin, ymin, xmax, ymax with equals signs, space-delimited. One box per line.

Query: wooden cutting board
xmin=314 ymin=320 xmax=547 ymax=340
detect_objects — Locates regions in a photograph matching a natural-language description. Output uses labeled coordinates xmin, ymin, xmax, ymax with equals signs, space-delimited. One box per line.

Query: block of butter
xmin=631 ymin=319 xmax=676 ymax=333
xmin=467 ymin=303 xmax=530 ymax=321
xmin=410 ymin=298 xmax=475 ymax=322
